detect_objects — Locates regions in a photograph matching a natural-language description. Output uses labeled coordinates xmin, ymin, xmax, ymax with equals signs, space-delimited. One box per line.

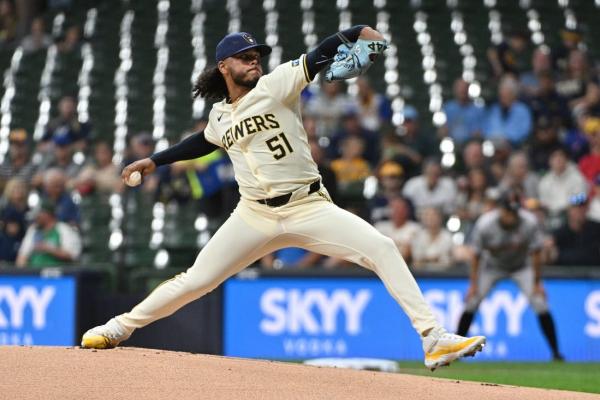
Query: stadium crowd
xmin=0 ymin=12 xmax=599 ymax=271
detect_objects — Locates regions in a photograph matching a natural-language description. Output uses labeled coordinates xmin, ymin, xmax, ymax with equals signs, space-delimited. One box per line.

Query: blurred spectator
xmin=455 ymin=140 xmax=494 ymax=182
xmin=0 ymin=177 xmax=28 ymax=214
xmin=520 ymin=47 xmax=553 ymax=98
xmin=14 ymin=0 xmax=43 ymax=39
xmin=328 ymin=109 xmax=380 ymax=167
xmin=331 ymin=136 xmax=370 ymax=205
xmin=440 ymin=78 xmax=484 ymax=145
xmin=579 ymin=117 xmax=600 ymax=183
xmin=159 ymin=119 xmax=238 ymax=218
xmin=548 ymin=194 xmax=600 ymax=266
xmin=0 ymin=178 xmax=28 ymax=263
xmin=489 ymin=134 xmax=514 ymax=167
xmin=552 ymin=27 xmax=584 ymax=74
xmin=487 ymin=30 xmax=529 ymax=78
xmin=388 ymin=105 xmax=437 ymax=177
xmin=41 ymin=96 xmax=91 ymax=152
xmin=157 ymin=133 xmax=237 ymax=218
xmin=375 ymin=196 xmax=420 ymax=260
xmin=157 ymin=142 xmax=199 ymax=205
xmin=527 ymin=118 xmax=563 ymax=173
xmin=57 ymin=24 xmax=81 ymax=54
xmin=411 ymin=207 xmax=454 ymax=270
xmin=305 ymin=80 xmax=352 ymax=137
xmin=456 ymin=168 xmax=489 ymax=228
xmin=0 ymin=207 xmax=26 ymax=264
xmin=21 ymin=16 xmax=51 ymax=53
xmin=402 ymin=158 xmax=457 ymax=217
xmin=483 ymin=76 xmax=533 ymax=146
xmin=563 ymin=113 xmax=590 ymax=161
xmin=303 ymin=114 xmax=317 ymax=141
xmin=15 ymin=199 xmax=81 ymax=268
xmin=42 ymin=168 xmax=80 ymax=226
xmin=538 ymin=148 xmax=587 ymax=217
xmin=462 ymin=140 xmax=485 ymax=171
xmin=368 ymin=160 xmax=405 ymax=223
xmin=309 ymin=139 xmax=337 ymax=204
xmin=124 ymin=132 xmax=155 ymax=162
xmin=34 ymin=135 xmax=82 ymax=188
xmin=500 ymin=151 xmax=539 ymax=199
xmin=555 ymin=50 xmax=600 ymax=117
xmin=75 ymin=141 xmax=122 ymax=196
xmin=0 ymin=129 xmax=36 ymax=192
xmin=527 ymin=71 xmax=572 ymax=131
xmin=355 ymin=76 xmax=392 ymax=131
xmin=489 ymin=156 xmax=509 ymax=186
xmin=523 ymin=197 xmax=550 ymax=232
xmin=588 ymin=175 xmax=600 ymax=223
xmin=123 ymin=132 xmax=160 ymax=194
xmin=0 ymin=0 xmax=17 ymax=48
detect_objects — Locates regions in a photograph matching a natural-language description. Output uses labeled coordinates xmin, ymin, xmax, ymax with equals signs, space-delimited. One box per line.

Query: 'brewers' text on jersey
xmin=204 ymin=54 xmax=320 ymax=201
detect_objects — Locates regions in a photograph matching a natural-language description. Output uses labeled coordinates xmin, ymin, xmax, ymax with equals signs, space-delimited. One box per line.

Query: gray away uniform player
xmin=456 ymin=191 xmax=563 ymax=360
xmin=82 ymin=26 xmax=485 ymax=370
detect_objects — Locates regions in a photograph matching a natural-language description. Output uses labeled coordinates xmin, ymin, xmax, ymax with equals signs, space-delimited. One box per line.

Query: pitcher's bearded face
xmin=226 ymin=50 xmax=263 ymax=88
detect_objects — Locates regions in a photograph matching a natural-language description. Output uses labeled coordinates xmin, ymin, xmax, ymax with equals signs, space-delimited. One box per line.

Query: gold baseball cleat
xmin=422 ymin=328 xmax=486 ymax=371
xmin=81 ymin=318 xmax=132 ymax=349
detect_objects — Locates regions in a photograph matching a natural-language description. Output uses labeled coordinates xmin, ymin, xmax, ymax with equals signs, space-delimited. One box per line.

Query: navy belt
xmin=257 ymin=181 xmax=321 ymax=207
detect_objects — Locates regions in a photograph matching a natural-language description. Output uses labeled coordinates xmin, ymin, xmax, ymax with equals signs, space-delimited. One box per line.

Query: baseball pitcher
xmin=456 ymin=190 xmax=563 ymax=360
xmin=82 ymin=25 xmax=485 ymax=370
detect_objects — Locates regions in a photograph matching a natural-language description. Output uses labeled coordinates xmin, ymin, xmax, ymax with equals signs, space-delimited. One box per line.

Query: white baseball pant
xmin=116 ymin=191 xmax=440 ymax=336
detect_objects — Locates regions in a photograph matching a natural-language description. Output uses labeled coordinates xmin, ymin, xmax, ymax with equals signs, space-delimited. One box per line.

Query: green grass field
xmin=397 ymin=361 xmax=600 ymax=394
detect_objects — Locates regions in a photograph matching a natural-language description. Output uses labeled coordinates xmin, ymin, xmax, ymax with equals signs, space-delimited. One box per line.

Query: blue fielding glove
xmin=332 ymin=43 xmax=353 ymax=62
xmin=325 ymin=38 xmax=387 ymax=82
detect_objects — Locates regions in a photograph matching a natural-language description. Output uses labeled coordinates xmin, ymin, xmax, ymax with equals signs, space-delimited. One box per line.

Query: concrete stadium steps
xmin=163 ymin=2 xmax=194 ymax=138
xmin=87 ymin=2 xmax=123 ymax=142
xmin=424 ymin=7 xmax=463 ymax=98
xmin=126 ymin=4 xmax=158 ymax=135
xmin=79 ymin=193 xmax=113 ymax=264
xmin=386 ymin=1 xmax=433 ymax=128
xmin=275 ymin=1 xmax=304 ymax=63
xmin=10 ymin=50 xmax=47 ymax=135
xmin=0 ymin=47 xmax=15 ymax=100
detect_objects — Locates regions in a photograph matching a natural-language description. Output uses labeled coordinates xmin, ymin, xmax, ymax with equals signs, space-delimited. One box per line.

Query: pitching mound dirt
xmin=1 ymin=346 xmax=597 ymax=400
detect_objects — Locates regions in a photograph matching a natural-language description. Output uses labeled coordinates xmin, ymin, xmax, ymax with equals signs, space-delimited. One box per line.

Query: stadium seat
xmin=4 ymin=0 xmax=598 ymax=278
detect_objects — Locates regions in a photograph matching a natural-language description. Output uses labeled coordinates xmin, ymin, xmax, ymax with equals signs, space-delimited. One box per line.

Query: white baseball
xmin=126 ymin=171 xmax=142 ymax=187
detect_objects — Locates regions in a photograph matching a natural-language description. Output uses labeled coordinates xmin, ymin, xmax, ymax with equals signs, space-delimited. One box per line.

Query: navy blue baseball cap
xmin=215 ymin=32 xmax=271 ymax=63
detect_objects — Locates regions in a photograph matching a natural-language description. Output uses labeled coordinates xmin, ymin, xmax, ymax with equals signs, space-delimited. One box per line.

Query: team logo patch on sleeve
xmin=292 ymin=59 xmax=300 ymax=67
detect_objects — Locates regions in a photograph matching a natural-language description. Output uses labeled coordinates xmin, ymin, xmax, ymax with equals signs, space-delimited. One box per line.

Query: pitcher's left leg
xmin=283 ymin=200 xmax=485 ymax=369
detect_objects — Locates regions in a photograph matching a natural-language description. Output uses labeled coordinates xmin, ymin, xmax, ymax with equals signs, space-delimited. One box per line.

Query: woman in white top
xmin=411 ymin=207 xmax=454 ymax=270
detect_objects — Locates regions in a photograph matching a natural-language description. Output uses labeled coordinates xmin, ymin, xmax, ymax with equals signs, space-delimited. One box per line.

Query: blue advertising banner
xmin=0 ymin=276 xmax=76 ymax=346
xmin=224 ymin=277 xmax=600 ymax=361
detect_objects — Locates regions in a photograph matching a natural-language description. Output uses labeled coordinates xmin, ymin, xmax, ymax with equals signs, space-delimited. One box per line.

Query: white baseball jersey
xmin=112 ymin=53 xmax=443 ymax=346
xmin=203 ymin=54 xmax=320 ymax=201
